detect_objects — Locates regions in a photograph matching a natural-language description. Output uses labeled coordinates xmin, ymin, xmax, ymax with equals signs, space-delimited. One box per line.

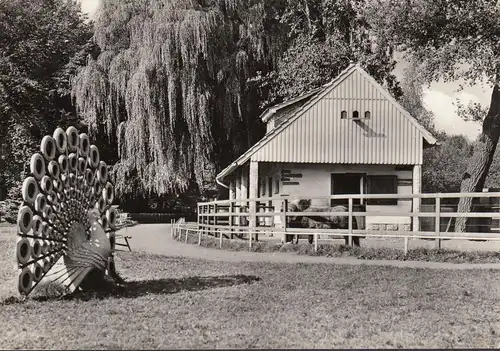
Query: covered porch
xmin=218 ymin=159 xmax=424 ymax=236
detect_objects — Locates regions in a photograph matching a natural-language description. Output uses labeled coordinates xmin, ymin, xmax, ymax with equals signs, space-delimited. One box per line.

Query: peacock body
xmin=15 ymin=127 xmax=118 ymax=296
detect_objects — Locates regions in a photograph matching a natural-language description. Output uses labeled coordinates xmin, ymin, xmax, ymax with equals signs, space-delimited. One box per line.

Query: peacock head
xmin=87 ymin=208 xmax=101 ymax=223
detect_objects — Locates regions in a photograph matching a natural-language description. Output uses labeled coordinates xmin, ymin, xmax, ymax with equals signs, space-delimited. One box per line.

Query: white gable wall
xmin=253 ymin=69 xmax=424 ymax=165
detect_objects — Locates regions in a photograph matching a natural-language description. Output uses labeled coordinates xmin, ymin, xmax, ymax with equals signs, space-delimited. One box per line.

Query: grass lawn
xmin=1 ymin=225 xmax=500 ymax=349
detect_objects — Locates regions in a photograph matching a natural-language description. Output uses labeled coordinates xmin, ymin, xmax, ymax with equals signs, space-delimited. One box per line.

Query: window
xmin=342 ymin=110 xmax=369 ymax=120
xmin=331 ymin=173 xmax=364 ymax=207
xmin=260 ymin=177 xmax=266 ymax=197
xmin=268 ymin=177 xmax=273 ymax=206
xmin=365 ymin=175 xmax=397 ymax=205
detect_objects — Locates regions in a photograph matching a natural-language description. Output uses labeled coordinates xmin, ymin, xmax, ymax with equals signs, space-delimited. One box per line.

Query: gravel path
xmin=117 ymin=224 xmax=500 ymax=270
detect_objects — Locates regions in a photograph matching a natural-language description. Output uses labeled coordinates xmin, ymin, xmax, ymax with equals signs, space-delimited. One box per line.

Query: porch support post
xmin=235 ymin=175 xmax=241 ymax=228
xmin=241 ymin=170 xmax=248 ymax=200
xmin=261 ymin=176 xmax=266 ymax=227
xmin=229 ymin=179 xmax=236 ymax=200
xmin=229 ymin=179 xmax=235 ymax=236
xmin=236 ymin=174 xmax=241 ymax=200
xmin=241 ymin=167 xmax=249 ymax=231
xmin=249 ymin=160 xmax=259 ymax=236
xmin=412 ymin=164 xmax=422 ymax=232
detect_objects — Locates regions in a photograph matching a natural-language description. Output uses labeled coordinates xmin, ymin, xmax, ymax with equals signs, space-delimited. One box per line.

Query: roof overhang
xmin=216 ymin=160 xmax=247 ymax=188
xmin=260 ymin=87 xmax=323 ymax=123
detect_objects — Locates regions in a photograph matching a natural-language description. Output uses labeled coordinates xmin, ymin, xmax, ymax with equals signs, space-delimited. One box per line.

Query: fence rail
xmin=172 ymin=192 xmax=500 ymax=254
xmin=197 ymin=192 xmax=500 ymax=205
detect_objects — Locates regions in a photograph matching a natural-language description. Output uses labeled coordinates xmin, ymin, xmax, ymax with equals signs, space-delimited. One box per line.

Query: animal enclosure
xmin=172 ymin=192 xmax=500 ymax=254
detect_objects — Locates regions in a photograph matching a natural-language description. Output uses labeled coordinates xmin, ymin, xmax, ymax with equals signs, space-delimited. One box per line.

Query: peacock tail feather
xmin=15 ymin=127 xmax=118 ymax=296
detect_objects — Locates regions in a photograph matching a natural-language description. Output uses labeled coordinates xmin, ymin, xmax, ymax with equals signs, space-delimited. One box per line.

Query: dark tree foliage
xmin=399 ymin=58 xmax=437 ymax=136
xmin=72 ymin=0 xmax=289 ymax=198
xmin=0 ymin=0 xmax=93 ymax=199
xmin=251 ymin=0 xmax=402 ymax=110
xmin=423 ymin=135 xmax=474 ymax=194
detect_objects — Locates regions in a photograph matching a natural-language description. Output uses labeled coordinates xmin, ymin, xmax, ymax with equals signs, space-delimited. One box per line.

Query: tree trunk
xmin=303 ymin=0 xmax=312 ymax=32
xmin=455 ymin=84 xmax=500 ymax=232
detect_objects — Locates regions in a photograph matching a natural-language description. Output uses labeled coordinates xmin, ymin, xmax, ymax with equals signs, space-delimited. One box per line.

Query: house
xmin=215 ymin=63 xmax=437 ymax=232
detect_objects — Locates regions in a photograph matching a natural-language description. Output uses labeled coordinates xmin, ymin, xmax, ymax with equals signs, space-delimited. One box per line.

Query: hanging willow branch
xmin=72 ymin=0 xmax=286 ymax=197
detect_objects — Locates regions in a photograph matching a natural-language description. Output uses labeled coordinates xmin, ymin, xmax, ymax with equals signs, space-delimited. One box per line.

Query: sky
xmin=80 ymin=0 xmax=100 ymax=17
xmin=392 ymin=60 xmax=488 ymax=141
xmin=79 ymin=0 xmax=488 ymax=141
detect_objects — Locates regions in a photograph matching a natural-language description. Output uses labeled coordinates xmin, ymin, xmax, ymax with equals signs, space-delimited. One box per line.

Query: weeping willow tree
xmin=72 ymin=0 xmax=287 ymax=197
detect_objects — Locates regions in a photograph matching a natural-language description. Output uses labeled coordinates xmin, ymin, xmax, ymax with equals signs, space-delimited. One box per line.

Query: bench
xmin=113 ymin=211 xmax=137 ymax=252
xmin=115 ymin=235 xmax=132 ymax=251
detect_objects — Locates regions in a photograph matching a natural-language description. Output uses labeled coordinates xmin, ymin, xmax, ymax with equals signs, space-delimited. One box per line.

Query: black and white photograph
xmin=1 ymin=0 xmax=500 ymax=349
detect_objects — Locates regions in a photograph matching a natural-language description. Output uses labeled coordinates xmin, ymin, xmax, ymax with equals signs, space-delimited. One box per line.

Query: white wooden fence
xmin=171 ymin=192 xmax=500 ymax=254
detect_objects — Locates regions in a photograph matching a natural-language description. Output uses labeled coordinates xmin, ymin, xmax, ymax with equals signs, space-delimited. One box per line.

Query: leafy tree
xmin=399 ymin=58 xmax=437 ymax=135
xmin=423 ymin=135 xmax=474 ymax=194
xmin=423 ymin=134 xmax=500 ymax=195
xmin=363 ymin=0 xmax=500 ymax=231
xmin=251 ymin=0 xmax=402 ymax=109
xmin=72 ymin=0 xmax=289 ymax=198
xmin=0 ymin=0 xmax=93 ymax=198
xmin=484 ymin=144 xmax=500 ymax=189
xmin=72 ymin=0 xmax=410 ymax=200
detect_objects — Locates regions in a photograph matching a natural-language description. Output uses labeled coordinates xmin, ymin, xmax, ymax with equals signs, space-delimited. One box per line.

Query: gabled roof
xmin=260 ymin=86 xmax=324 ymax=123
xmin=217 ymin=63 xmax=438 ymax=186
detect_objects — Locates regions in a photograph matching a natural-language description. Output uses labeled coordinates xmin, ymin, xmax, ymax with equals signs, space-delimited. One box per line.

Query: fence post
xmin=348 ymin=197 xmax=353 ymax=247
xmin=207 ymin=204 xmax=211 ymax=236
xmin=185 ymin=226 xmax=188 ymax=243
xmin=282 ymin=199 xmax=288 ymax=244
xmin=200 ymin=205 xmax=203 ymax=237
xmin=219 ymin=204 xmax=223 ymax=248
xmin=435 ymin=197 xmax=441 ymax=250
xmin=197 ymin=203 xmax=200 ymax=234
xmin=248 ymin=229 xmax=252 ymax=250
xmin=214 ymin=204 xmax=218 ymax=238
xmin=404 ymin=202 xmax=409 ymax=256
xmin=237 ymin=199 xmax=241 ymax=238
xmin=314 ymin=233 xmax=318 ymax=252
xmin=255 ymin=200 xmax=259 ymax=243
xmin=170 ymin=218 xmax=174 ymax=238
xmin=204 ymin=204 xmax=208 ymax=237
xmin=198 ymin=205 xmax=202 ymax=246
xmin=229 ymin=200 xmax=234 ymax=239
xmin=249 ymin=199 xmax=254 ymax=250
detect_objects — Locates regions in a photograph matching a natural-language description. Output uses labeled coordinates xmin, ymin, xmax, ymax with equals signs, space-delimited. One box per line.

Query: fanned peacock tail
xmin=15 ymin=127 xmax=118 ymax=296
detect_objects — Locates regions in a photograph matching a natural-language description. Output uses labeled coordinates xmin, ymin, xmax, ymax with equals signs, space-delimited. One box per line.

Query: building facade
xmin=216 ymin=63 xmax=437 ymax=231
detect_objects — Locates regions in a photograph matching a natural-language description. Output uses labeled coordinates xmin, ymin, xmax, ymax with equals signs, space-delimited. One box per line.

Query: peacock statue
xmin=15 ymin=126 xmax=119 ymax=296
